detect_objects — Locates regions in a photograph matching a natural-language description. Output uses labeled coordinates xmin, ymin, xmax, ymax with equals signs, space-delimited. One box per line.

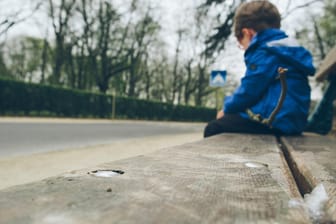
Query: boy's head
xmin=234 ymin=1 xmax=281 ymax=40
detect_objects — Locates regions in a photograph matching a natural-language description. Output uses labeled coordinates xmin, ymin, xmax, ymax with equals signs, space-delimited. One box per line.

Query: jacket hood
xmin=249 ymin=29 xmax=315 ymax=76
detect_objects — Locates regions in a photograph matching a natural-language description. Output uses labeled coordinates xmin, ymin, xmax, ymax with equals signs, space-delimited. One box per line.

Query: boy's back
xmin=204 ymin=1 xmax=315 ymax=137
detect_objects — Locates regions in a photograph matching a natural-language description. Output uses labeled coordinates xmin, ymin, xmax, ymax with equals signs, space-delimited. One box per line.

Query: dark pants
xmin=204 ymin=114 xmax=280 ymax=138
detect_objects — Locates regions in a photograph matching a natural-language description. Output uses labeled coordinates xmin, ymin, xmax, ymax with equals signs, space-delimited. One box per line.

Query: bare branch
xmin=285 ymin=0 xmax=292 ymax=13
xmin=282 ymin=0 xmax=324 ymax=19
xmin=0 ymin=1 xmax=43 ymax=36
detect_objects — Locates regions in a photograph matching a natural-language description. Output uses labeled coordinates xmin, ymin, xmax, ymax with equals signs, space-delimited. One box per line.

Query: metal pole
xmin=216 ymin=88 xmax=219 ymax=110
xmin=112 ymin=90 xmax=116 ymax=119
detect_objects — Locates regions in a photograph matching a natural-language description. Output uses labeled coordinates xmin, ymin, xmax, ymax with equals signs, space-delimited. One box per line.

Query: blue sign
xmin=210 ymin=70 xmax=227 ymax=87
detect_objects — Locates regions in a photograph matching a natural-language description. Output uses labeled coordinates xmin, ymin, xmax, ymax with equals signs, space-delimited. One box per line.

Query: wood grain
xmin=0 ymin=134 xmax=310 ymax=223
xmin=281 ymin=134 xmax=336 ymax=222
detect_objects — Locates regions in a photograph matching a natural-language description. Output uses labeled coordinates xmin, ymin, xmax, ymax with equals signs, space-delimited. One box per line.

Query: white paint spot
xmin=40 ymin=213 xmax=73 ymax=224
xmin=288 ymin=183 xmax=329 ymax=222
xmin=90 ymin=170 xmax=124 ymax=178
xmin=244 ymin=162 xmax=268 ymax=168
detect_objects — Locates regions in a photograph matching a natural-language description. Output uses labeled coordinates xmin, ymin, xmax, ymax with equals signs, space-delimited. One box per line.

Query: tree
xmin=40 ymin=36 xmax=51 ymax=84
xmin=95 ymin=1 xmax=119 ymax=93
xmin=76 ymin=0 xmax=132 ymax=94
xmin=144 ymin=46 xmax=170 ymax=102
xmin=198 ymin=0 xmax=246 ymax=57
xmin=0 ymin=1 xmax=43 ymax=80
xmin=0 ymin=53 xmax=11 ymax=78
xmin=125 ymin=7 xmax=161 ymax=98
xmin=176 ymin=5 xmax=218 ymax=107
xmin=318 ymin=0 xmax=336 ymax=51
xmin=295 ymin=0 xmax=334 ymax=63
xmin=170 ymin=28 xmax=185 ymax=104
xmin=48 ymin=0 xmax=76 ymax=85
xmin=5 ymin=36 xmax=45 ymax=82
xmin=0 ymin=1 xmax=43 ymax=37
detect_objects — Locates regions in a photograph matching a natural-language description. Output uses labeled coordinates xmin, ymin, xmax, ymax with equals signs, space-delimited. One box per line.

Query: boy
xmin=204 ymin=1 xmax=315 ymax=137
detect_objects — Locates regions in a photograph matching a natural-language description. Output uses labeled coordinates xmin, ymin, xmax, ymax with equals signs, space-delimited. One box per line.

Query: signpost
xmin=210 ymin=70 xmax=227 ymax=110
xmin=209 ymin=70 xmax=227 ymax=87
xmin=112 ymin=89 xmax=116 ymax=119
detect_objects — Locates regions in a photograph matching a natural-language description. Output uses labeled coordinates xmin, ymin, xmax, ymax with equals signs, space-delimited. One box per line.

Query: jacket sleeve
xmin=224 ymin=49 xmax=279 ymax=113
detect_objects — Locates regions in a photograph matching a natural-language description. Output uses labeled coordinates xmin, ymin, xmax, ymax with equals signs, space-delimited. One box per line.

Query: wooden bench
xmin=280 ymin=134 xmax=336 ymax=222
xmin=306 ymin=45 xmax=336 ymax=134
xmin=0 ymin=133 xmax=335 ymax=223
xmin=1 ymin=46 xmax=335 ymax=224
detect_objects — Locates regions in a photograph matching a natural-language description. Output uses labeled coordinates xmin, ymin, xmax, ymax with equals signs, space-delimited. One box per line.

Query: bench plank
xmin=316 ymin=46 xmax=336 ymax=81
xmin=0 ymin=134 xmax=310 ymax=223
xmin=280 ymin=134 xmax=336 ymax=222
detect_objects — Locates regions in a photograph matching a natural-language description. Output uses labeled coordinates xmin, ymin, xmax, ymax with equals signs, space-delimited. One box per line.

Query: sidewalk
xmin=0 ymin=117 xmax=203 ymax=190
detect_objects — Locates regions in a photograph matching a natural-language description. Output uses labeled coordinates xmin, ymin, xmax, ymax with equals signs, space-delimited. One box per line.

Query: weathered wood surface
xmin=316 ymin=45 xmax=336 ymax=81
xmin=0 ymin=134 xmax=310 ymax=224
xmin=281 ymin=134 xmax=336 ymax=222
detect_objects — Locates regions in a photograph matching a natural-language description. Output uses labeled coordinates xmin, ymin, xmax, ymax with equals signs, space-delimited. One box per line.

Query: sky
xmin=2 ymin=0 xmax=324 ymax=49
xmin=2 ymin=1 xmax=323 ymax=37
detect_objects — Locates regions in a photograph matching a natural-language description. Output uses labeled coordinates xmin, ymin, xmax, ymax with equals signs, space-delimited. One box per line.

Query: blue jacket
xmin=223 ymin=29 xmax=315 ymax=134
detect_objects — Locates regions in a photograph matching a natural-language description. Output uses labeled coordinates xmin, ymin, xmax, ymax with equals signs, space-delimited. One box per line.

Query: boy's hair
xmin=234 ymin=1 xmax=281 ymax=39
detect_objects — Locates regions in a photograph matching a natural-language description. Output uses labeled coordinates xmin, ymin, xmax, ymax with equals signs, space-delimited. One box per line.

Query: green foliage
xmin=0 ymin=54 xmax=12 ymax=78
xmin=0 ymin=1 xmax=217 ymax=108
xmin=0 ymin=1 xmax=226 ymax=108
xmin=5 ymin=36 xmax=47 ymax=82
xmin=0 ymin=78 xmax=110 ymax=117
xmin=296 ymin=0 xmax=336 ymax=61
xmin=319 ymin=0 xmax=336 ymax=50
xmin=0 ymin=78 xmax=216 ymax=122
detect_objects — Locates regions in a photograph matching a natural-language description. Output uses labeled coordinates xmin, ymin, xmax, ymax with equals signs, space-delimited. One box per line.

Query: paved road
xmin=0 ymin=119 xmax=204 ymax=157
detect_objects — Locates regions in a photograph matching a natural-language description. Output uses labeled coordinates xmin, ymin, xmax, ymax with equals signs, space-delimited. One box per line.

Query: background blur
xmin=0 ymin=0 xmax=332 ymax=111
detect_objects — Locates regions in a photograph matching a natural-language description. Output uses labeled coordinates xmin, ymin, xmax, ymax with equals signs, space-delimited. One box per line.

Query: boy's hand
xmin=216 ymin=110 xmax=224 ymax=119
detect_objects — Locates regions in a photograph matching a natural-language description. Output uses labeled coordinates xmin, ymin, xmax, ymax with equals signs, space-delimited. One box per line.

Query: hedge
xmin=0 ymin=78 xmax=216 ymax=122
